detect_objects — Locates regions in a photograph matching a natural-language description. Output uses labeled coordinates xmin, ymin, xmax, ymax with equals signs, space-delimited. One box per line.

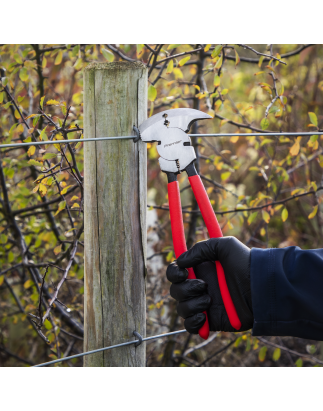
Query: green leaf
xmin=248 ymin=211 xmax=258 ymax=225
xmin=295 ymin=358 xmax=303 ymax=367
xmin=101 ymin=48 xmax=114 ymax=62
xmin=28 ymin=159 xmax=43 ymax=167
xmin=281 ymin=208 xmax=288 ymax=222
xmin=0 ymin=234 xmax=8 ymax=244
xmin=167 ymin=44 xmax=180 ymax=50
xmin=55 ymin=200 xmax=66 ymax=216
xmin=148 ymin=85 xmax=157 ymax=102
xmin=178 ymin=56 xmax=190 ymax=67
xmin=260 ymin=118 xmax=269 ymax=130
xmin=43 ymin=153 xmax=57 ymax=160
xmin=136 ymin=44 xmax=145 ymax=58
xmin=258 ymin=346 xmax=267 ymax=362
xmin=44 ymin=319 xmax=52 ymax=330
xmin=214 ymin=55 xmax=223 ymax=69
xmin=272 ymin=348 xmax=281 ymax=361
xmin=211 ymin=45 xmax=223 ymax=58
xmin=0 ymin=92 xmax=4 ymax=104
xmin=19 ymin=68 xmax=28 ymax=82
xmin=39 ymin=126 xmax=47 ymax=141
xmin=308 ymin=112 xmax=318 ymax=127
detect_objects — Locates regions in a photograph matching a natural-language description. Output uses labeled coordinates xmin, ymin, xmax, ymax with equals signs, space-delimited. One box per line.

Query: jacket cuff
xmin=250 ymin=248 xmax=276 ymax=336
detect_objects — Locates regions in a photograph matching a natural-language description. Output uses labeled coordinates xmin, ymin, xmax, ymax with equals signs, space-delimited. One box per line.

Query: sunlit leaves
xmin=308 ymin=205 xmax=318 ymax=219
xmin=46 ymin=99 xmax=60 ymax=106
xmin=148 ymin=85 xmax=157 ymax=102
xmin=260 ymin=118 xmax=269 ymax=130
xmin=39 ymin=183 xmax=47 ymax=197
xmin=221 ymin=171 xmax=231 ymax=181
xmin=71 ymin=203 xmax=80 ymax=209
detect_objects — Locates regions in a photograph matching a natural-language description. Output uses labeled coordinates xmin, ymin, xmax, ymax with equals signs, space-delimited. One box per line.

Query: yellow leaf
xmin=290 ymin=137 xmax=301 ymax=156
xmin=308 ymin=205 xmax=318 ymax=219
xmin=14 ymin=109 xmax=20 ymax=119
xmin=262 ymin=210 xmax=270 ymax=223
xmin=46 ymin=99 xmax=60 ymax=106
xmin=214 ymin=55 xmax=223 ymax=69
xmin=204 ymin=44 xmax=211 ymax=52
xmin=70 ymin=196 xmax=79 ymax=201
xmin=39 ymin=183 xmax=47 ymax=197
xmin=33 ymin=185 xmax=39 ymax=193
xmin=0 ymin=276 xmax=4 ymax=286
xmin=71 ymin=203 xmax=80 ymax=209
xmin=27 ymin=145 xmax=36 ymax=157
xmin=61 ymin=185 xmax=72 ymax=195
xmin=235 ymin=49 xmax=240 ymax=66
xmin=136 ymin=44 xmax=145 ymax=58
xmin=213 ymin=75 xmax=220 ymax=87
xmin=281 ymin=208 xmax=288 ymax=222
xmin=55 ymin=50 xmax=63 ymax=65
xmin=230 ymin=135 xmax=239 ymax=143
xmin=16 ymin=124 xmax=24 ymax=134
xmin=40 ymin=96 xmax=45 ymax=109
xmin=54 ymin=244 xmax=62 ymax=255
xmin=42 ymin=56 xmax=47 ymax=68
xmin=28 ymin=127 xmax=34 ymax=134
xmin=167 ymin=44 xmax=180 ymax=50
xmin=178 ymin=56 xmax=190 ymax=67
xmin=55 ymin=200 xmax=66 ymax=216
xmin=24 ymin=280 xmax=34 ymax=289
xmin=166 ymin=60 xmax=173 ymax=74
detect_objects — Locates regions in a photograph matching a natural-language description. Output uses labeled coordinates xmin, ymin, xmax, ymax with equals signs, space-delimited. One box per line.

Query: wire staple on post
xmin=133 ymin=331 xmax=143 ymax=347
xmin=133 ymin=126 xmax=141 ymax=143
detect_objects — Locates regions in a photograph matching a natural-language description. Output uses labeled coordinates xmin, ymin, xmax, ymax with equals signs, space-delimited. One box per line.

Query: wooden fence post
xmin=83 ymin=62 xmax=147 ymax=367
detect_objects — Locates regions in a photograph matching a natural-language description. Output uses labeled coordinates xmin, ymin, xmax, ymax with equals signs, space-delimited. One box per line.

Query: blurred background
xmin=0 ymin=44 xmax=322 ymax=367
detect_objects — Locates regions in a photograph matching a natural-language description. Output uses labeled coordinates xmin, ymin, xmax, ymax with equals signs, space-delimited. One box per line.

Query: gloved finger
xmin=184 ymin=313 xmax=206 ymax=334
xmin=177 ymin=294 xmax=211 ymax=319
xmin=170 ymin=279 xmax=207 ymax=302
xmin=166 ymin=262 xmax=188 ymax=284
xmin=177 ymin=236 xmax=248 ymax=268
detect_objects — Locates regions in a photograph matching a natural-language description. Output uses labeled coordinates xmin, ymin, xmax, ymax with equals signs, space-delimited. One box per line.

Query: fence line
xmin=33 ymin=329 xmax=187 ymax=367
xmin=1 ymin=132 xmax=323 ymax=149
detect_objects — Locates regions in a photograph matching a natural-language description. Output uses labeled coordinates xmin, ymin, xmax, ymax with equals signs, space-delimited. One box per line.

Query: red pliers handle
xmin=167 ymin=166 xmax=241 ymax=340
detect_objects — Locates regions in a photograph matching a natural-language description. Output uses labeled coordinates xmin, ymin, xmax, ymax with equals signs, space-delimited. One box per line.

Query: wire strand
xmin=1 ymin=132 xmax=323 ymax=149
xmin=33 ymin=329 xmax=187 ymax=367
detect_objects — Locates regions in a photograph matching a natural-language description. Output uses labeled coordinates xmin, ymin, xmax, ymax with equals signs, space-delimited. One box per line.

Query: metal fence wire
xmin=1 ymin=131 xmax=323 ymax=149
xmin=33 ymin=330 xmax=187 ymax=367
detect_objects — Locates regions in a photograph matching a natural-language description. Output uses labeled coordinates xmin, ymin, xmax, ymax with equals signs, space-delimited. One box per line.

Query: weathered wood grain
xmin=84 ymin=62 xmax=147 ymax=366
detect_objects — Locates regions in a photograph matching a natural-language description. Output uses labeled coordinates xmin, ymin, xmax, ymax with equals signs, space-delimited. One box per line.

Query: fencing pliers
xmin=139 ymin=108 xmax=241 ymax=339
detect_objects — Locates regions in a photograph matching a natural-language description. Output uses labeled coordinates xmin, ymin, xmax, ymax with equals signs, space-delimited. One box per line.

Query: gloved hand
xmin=166 ymin=236 xmax=253 ymax=333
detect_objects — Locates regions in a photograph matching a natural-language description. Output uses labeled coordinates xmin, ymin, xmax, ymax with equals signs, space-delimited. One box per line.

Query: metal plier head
xmin=139 ymin=108 xmax=212 ymax=173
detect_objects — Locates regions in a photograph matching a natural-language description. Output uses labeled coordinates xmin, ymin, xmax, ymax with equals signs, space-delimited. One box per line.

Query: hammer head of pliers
xmin=139 ymin=108 xmax=212 ymax=173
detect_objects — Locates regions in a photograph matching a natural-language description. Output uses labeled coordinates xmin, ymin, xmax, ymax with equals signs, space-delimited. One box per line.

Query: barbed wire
xmin=0 ymin=132 xmax=323 ymax=149
xmin=33 ymin=329 xmax=187 ymax=367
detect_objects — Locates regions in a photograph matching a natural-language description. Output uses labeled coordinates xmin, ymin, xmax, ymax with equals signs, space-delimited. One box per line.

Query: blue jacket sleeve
xmin=250 ymin=246 xmax=323 ymax=340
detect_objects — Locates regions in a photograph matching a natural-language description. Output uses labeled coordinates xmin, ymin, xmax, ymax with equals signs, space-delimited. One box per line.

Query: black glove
xmin=166 ymin=236 xmax=253 ymax=333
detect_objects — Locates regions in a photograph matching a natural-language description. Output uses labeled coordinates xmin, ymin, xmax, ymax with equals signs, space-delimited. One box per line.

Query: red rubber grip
xmin=188 ymin=175 xmax=241 ymax=330
xmin=168 ymin=181 xmax=209 ymax=340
